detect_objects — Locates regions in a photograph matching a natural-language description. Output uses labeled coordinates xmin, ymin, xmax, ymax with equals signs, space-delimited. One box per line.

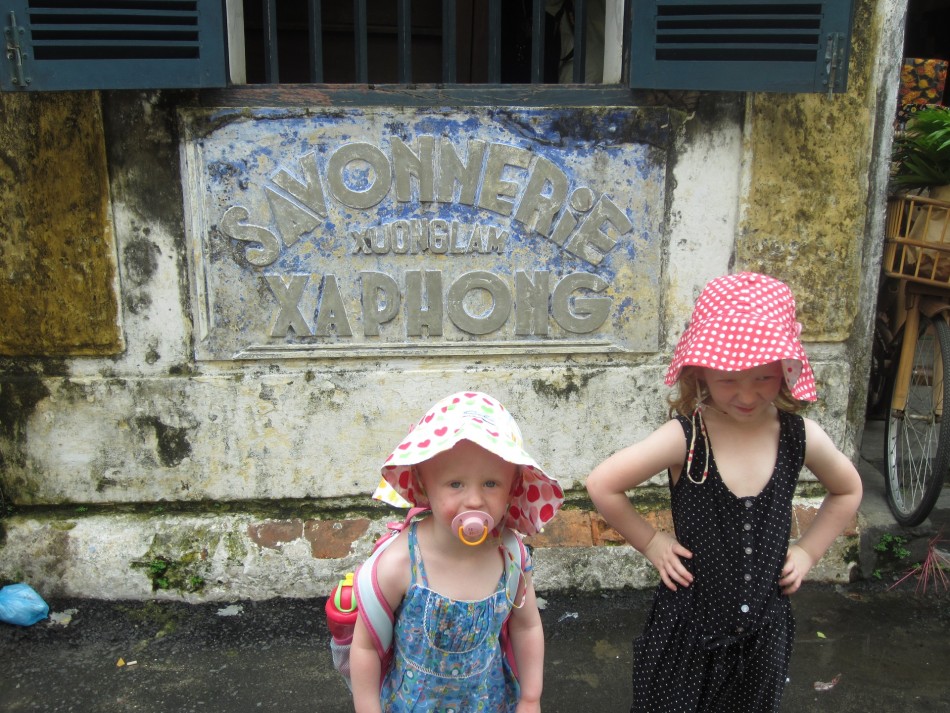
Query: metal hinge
xmin=824 ymin=32 xmax=845 ymax=97
xmin=5 ymin=10 xmax=30 ymax=88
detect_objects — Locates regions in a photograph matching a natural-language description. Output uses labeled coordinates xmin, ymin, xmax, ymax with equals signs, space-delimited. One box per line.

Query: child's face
xmin=416 ymin=439 xmax=518 ymax=535
xmin=702 ymin=361 xmax=784 ymax=422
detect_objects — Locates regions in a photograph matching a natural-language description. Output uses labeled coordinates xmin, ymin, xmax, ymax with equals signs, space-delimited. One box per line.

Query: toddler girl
xmin=350 ymin=391 xmax=563 ymax=713
xmin=586 ymin=272 xmax=862 ymax=712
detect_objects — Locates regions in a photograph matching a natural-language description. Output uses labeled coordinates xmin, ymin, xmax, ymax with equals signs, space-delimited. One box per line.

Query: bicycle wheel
xmin=884 ymin=314 xmax=950 ymax=526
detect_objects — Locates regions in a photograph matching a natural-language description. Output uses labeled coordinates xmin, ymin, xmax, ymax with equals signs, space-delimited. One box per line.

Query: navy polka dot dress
xmin=630 ymin=409 xmax=804 ymax=712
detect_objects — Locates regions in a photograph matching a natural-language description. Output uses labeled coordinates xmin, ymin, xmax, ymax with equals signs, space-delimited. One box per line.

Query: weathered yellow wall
xmin=0 ymin=92 xmax=122 ymax=356
xmin=740 ymin=0 xmax=877 ymax=341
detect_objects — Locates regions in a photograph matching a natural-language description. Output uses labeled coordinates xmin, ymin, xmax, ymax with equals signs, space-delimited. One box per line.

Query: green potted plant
xmin=891 ymin=106 xmax=950 ymax=198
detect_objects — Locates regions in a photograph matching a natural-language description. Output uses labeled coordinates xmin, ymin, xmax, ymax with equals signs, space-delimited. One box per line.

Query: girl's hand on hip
xmin=779 ymin=544 xmax=814 ymax=595
xmin=644 ymin=531 xmax=694 ymax=591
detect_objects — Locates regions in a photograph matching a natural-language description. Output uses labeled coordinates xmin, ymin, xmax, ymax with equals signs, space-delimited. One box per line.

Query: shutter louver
xmin=2 ymin=0 xmax=227 ymax=91
xmin=630 ymin=0 xmax=854 ymax=93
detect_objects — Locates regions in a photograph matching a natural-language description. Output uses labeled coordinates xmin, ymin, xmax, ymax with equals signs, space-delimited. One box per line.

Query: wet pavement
xmin=2 ymin=423 xmax=949 ymax=712
xmin=0 ymin=581 xmax=948 ymax=712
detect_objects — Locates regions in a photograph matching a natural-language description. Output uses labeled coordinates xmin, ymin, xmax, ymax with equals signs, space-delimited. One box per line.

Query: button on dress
xmin=630 ymin=410 xmax=805 ymax=713
xmin=380 ymin=522 xmax=523 ymax=712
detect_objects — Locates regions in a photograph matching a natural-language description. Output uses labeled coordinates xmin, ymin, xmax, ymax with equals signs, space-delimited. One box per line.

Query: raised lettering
xmin=564 ymin=196 xmax=631 ymax=266
xmin=451 ymin=222 xmax=473 ymax=254
xmin=548 ymin=210 xmax=577 ymax=249
xmin=447 ymin=271 xmax=512 ymax=335
xmin=264 ymin=187 xmax=320 ymax=248
xmin=485 ymin=226 xmax=507 ymax=253
xmin=477 ymin=143 xmax=532 ymax=217
xmin=515 ymin=270 xmax=550 ymax=336
xmin=221 ymin=206 xmax=281 ymax=267
xmin=392 ymin=136 xmax=435 ymax=203
xmin=371 ymin=226 xmax=389 ymax=255
xmin=552 ymin=272 xmax=610 ymax=333
xmin=351 ymin=229 xmax=373 ymax=255
xmin=437 ymin=139 xmax=486 ymax=206
xmin=391 ymin=221 xmax=411 ymax=254
xmin=514 ymin=156 xmax=569 ymax=238
xmin=406 ymin=270 xmax=444 ymax=337
xmin=429 ymin=220 xmax=449 ymax=254
xmin=314 ymin=274 xmax=353 ymax=337
xmin=409 ymin=219 xmax=429 ymax=253
xmin=360 ymin=272 xmax=401 ymax=336
xmin=327 ymin=142 xmax=392 ymax=209
xmin=271 ymin=152 xmax=328 ymax=217
xmin=265 ymin=274 xmax=313 ymax=336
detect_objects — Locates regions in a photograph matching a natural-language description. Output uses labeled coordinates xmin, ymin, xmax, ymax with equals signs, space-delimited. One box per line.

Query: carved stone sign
xmin=180 ymin=107 xmax=669 ymax=360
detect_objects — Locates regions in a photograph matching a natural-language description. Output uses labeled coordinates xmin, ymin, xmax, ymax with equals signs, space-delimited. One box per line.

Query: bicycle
xmin=874 ymin=192 xmax=950 ymax=526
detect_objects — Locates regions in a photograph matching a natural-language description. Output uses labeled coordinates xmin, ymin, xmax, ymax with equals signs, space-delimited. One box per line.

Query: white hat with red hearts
xmin=373 ymin=391 xmax=563 ymax=536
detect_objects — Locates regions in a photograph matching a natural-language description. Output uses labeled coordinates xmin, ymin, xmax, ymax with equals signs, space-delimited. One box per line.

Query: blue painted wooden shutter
xmin=1 ymin=0 xmax=227 ymax=91
xmin=630 ymin=0 xmax=854 ymax=93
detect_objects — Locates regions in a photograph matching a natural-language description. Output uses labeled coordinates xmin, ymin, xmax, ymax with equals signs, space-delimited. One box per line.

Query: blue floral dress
xmin=380 ymin=521 xmax=523 ymax=712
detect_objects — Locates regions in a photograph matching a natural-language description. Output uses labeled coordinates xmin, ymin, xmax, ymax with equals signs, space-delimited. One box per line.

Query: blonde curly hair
xmin=668 ymin=365 xmax=809 ymax=419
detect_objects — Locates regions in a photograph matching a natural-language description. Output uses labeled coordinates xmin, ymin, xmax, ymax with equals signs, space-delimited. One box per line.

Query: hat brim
xmin=664 ymin=314 xmax=817 ymax=401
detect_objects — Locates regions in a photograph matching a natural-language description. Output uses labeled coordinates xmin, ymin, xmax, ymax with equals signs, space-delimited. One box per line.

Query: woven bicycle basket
xmin=883 ymin=193 xmax=950 ymax=288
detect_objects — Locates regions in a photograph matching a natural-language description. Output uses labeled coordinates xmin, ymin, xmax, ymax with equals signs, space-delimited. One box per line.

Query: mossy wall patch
xmin=0 ymin=93 xmax=122 ymax=356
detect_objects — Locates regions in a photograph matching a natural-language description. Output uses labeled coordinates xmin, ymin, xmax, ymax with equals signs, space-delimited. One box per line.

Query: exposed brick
xmin=305 ymin=519 xmax=371 ymax=559
xmin=590 ymin=513 xmax=625 ymax=546
xmin=590 ymin=509 xmax=674 ymax=546
xmin=526 ymin=510 xmax=592 ymax=548
xmin=841 ymin=514 xmax=859 ymax=537
xmin=643 ymin=509 xmax=674 ymax=533
xmin=791 ymin=505 xmax=858 ymax=538
xmin=247 ymin=520 xmax=303 ymax=550
xmin=790 ymin=505 xmax=817 ymax=539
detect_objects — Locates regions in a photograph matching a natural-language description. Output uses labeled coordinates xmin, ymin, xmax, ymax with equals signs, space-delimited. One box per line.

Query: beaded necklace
xmin=685 ymin=404 xmax=711 ymax=485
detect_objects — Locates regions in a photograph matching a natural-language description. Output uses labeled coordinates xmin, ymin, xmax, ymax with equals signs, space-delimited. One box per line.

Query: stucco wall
xmin=0 ymin=0 xmax=899 ymax=599
xmin=0 ymin=96 xmax=746 ymax=506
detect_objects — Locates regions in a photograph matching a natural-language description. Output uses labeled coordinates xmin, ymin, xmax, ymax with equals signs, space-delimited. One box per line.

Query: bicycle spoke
xmin=885 ymin=316 xmax=950 ymax=526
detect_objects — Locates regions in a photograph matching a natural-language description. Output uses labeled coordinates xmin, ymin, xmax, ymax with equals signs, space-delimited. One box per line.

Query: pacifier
xmin=451 ymin=510 xmax=495 ymax=546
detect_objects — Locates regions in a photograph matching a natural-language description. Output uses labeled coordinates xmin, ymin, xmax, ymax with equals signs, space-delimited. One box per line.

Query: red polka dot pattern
xmin=665 ymin=273 xmax=817 ymax=402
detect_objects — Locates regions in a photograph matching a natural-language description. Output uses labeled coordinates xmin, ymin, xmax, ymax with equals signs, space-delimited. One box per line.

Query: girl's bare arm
xmin=351 ymin=616 xmax=384 ymax=713
xmin=507 ymin=571 xmax=544 ymax=713
xmin=586 ymin=420 xmax=693 ymax=590
xmin=350 ymin=538 xmax=410 ymax=713
xmin=780 ymin=418 xmax=863 ymax=594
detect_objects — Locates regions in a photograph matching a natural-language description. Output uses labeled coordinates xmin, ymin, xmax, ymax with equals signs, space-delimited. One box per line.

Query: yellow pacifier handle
xmin=452 ymin=510 xmax=495 ymax=546
xmin=457 ymin=525 xmax=489 ymax=546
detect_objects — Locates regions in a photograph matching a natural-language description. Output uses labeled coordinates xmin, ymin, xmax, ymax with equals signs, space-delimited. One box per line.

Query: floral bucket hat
xmin=664 ymin=272 xmax=817 ymax=402
xmin=373 ymin=391 xmax=564 ymax=536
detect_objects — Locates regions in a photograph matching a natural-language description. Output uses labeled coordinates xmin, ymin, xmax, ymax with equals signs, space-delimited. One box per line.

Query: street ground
xmin=0 ymin=582 xmax=947 ymax=712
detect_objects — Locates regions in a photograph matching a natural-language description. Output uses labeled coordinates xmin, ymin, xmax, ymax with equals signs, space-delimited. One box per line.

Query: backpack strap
xmin=353 ymin=507 xmax=427 ymax=663
xmin=501 ymin=528 xmax=528 ymax=606
xmin=499 ymin=529 xmax=529 ymax=681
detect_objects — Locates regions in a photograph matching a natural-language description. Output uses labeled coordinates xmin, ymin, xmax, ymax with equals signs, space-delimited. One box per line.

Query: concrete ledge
xmin=0 ymin=499 xmax=861 ymax=600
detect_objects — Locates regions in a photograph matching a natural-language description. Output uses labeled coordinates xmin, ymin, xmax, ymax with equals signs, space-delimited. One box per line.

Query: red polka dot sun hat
xmin=373 ymin=391 xmax=564 ymax=536
xmin=664 ymin=272 xmax=817 ymax=402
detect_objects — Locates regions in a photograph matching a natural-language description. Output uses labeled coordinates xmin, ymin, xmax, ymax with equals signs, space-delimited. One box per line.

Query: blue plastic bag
xmin=0 ymin=583 xmax=49 ymax=626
